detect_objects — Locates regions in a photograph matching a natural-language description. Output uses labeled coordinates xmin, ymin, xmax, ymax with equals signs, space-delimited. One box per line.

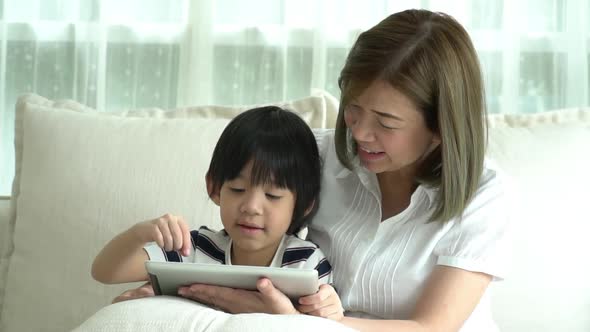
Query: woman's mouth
xmin=358 ymin=146 xmax=386 ymax=162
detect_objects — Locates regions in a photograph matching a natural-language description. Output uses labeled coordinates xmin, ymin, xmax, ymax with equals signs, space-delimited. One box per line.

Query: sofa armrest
xmin=0 ymin=197 xmax=11 ymax=312
xmin=0 ymin=197 xmax=10 ymax=260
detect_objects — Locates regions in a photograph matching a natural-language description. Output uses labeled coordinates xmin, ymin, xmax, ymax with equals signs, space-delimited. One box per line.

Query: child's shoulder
xmin=192 ymin=226 xmax=229 ymax=245
xmin=194 ymin=225 xmax=223 ymax=235
xmin=281 ymin=234 xmax=323 ymax=261
xmin=283 ymin=233 xmax=320 ymax=250
xmin=279 ymin=234 xmax=329 ymax=269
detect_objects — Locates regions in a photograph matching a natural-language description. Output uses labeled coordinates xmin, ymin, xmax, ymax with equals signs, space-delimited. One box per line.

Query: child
xmin=91 ymin=106 xmax=336 ymax=315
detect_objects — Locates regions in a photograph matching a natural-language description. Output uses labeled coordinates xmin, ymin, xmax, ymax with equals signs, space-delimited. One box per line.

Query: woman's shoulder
xmin=312 ymin=128 xmax=335 ymax=155
xmin=477 ymin=158 xmax=512 ymax=198
xmin=431 ymin=158 xmax=515 ymax=279
xmin=456 ymin=157 xmax=515 ymax=225
xmin=311 ymin=128 xmax=349 ymax=174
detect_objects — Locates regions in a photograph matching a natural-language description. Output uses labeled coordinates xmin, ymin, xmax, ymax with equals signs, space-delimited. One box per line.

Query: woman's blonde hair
xmin=335 ymin=9 xmax=487 ymax=223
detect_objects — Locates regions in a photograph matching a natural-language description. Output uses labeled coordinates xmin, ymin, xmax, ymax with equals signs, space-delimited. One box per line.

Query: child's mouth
xmin=238 ymin=223 xmax=264 ymax=234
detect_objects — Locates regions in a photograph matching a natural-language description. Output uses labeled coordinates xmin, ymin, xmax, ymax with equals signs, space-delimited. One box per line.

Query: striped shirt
xmin=144 ymin=226 xmax=332 ymax=285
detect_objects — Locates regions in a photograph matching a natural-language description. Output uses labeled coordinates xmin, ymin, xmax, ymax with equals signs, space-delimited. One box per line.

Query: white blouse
xmin=308 ymin=129 xmax=512 ymax=332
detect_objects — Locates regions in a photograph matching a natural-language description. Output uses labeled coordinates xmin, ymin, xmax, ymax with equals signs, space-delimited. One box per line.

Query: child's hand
xmin=132 ymin=214 xmax=192 ymax=256
xmin=112 ymin=282 xmax=154 ymax=304
xmin=297 ymin=284 xmax=344 ymax=321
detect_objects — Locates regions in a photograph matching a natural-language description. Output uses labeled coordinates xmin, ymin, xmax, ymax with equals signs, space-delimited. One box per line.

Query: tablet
xmin=145 ymin=261 xmax=319 ymax=299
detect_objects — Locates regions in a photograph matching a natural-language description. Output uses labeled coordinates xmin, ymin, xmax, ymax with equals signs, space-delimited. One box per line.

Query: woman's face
xmin=343 ymin=80 xmax=440 ymax=175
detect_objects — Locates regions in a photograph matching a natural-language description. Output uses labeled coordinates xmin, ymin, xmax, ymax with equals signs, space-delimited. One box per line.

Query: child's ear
xmin=303 ymin=200 xmax=316 ymax=217
xmin=205 ymin=174 xmax=220 ymax=206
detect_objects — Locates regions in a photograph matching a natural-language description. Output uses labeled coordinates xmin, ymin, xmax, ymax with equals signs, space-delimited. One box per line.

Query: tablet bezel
xmin=145 ymin=261 xmax=320 ymax=299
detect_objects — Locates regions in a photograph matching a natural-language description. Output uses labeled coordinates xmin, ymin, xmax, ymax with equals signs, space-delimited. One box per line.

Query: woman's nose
xmin=349 ymin=112 xmax=375 ymax=142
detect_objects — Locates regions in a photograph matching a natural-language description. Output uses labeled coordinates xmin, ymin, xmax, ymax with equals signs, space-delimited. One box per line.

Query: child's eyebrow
xmin=234 ymin=173 xmax=247 ymax=181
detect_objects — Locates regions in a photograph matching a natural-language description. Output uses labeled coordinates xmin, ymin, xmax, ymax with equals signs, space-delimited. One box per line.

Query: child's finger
xmin=297 ymin=303 xmax=320 ymax=314
xmin=143 ymin=220 xmax=165 ymax=248
xmin=298 ymin=297 xmax=336 ymax=314
xmin=156 ymin=218 xmax=174 ymax=251
xmin=298 ymin=294 xmax=319 ymax=305
xmin=298 ymin=285 xmax=330 ymax=305
xmin=168 ymin=217 xmax=184 ymax=251
xmin=179 ymin=219 xmax=192 ymax=256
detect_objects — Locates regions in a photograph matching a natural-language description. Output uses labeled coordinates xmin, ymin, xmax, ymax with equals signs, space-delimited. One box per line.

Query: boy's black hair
xmin=206 ymin=106 xmax=321 ymax=235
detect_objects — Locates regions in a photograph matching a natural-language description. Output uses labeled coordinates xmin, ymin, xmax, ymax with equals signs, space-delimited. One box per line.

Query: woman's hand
xmin=112 ymin=282 xmax=155 ymax=304
xmin=177 ymin=278 xmax=299 ymax=314
xmin=297 ymin=284 xmax=344 ymax=321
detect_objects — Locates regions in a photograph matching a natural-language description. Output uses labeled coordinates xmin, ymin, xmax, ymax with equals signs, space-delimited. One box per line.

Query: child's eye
xmin=265 ymin=193 xmax=282 ymax=200
xmin=229 ymin=187 xmax=245 ymax=193
xmin=378 ymin=121 xmax=398 ymax=130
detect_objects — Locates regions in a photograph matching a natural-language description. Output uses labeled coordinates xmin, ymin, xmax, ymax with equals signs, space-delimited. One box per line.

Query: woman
xmin=116 ymin=9 xmax=511 ymax=332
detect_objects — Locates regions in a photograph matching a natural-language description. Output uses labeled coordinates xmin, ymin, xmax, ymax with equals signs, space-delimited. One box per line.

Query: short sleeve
xmin=434 ymin=166 xmax=514 ymax=280
xmin=143 ymin=229 xmax=199 ymax=263
xmin=303 ymin=247 xmax=333 ymax=285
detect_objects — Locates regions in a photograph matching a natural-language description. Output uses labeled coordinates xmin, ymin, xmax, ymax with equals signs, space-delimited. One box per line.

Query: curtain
xmin=0 ymin=0 xmax=587 ymax=194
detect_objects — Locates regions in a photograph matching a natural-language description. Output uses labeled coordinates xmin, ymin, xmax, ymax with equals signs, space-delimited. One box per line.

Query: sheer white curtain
xmin=0 ymin=0 xmax=588 ymax=194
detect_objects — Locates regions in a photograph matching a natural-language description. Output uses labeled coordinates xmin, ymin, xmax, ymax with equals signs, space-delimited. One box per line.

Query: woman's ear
xmin=432 ymin=133 xmax=442 ymax=146
xmin=206 ymin=175 xmax=220 ymax=206
xmin=426 ymin=133 xmax=442 ymax=155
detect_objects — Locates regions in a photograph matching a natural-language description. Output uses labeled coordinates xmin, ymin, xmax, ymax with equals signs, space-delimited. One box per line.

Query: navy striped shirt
xmin=144 ymin=226 xmax=332 ymax=284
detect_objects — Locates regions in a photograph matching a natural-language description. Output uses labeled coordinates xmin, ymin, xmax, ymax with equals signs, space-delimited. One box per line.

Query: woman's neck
xmin=377 ymin=171 xmax=418 ymax=221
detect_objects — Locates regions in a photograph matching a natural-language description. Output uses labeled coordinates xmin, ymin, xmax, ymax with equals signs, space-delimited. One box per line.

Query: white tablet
xmin=145 ymin=261 xmax=319 ymax=299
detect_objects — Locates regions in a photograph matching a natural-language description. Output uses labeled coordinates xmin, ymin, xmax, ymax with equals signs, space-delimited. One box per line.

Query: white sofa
xmin=0 ymin=92 xmax=588 ymax=332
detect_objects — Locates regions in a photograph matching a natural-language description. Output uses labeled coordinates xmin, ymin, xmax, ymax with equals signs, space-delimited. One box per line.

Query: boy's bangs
xmin=248 ymin=144 xmax=296 ymax=191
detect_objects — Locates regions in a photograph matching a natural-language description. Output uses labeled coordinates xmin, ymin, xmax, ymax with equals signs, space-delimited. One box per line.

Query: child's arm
xmin=297 ymin=284 xmax=344 ymax=321
xmin=91 ymin=214 xmax=192 ymax=284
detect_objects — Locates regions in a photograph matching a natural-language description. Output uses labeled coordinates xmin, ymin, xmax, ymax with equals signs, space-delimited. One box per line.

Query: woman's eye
xmin=346 ymin=105 xmax=360 ymax=113
xmin=265 ymin=193 xmax=282 ymax=200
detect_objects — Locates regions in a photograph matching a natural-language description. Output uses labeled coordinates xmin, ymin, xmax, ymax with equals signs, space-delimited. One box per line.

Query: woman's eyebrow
xmin=371 ymin=109 xmax=405 ymax=122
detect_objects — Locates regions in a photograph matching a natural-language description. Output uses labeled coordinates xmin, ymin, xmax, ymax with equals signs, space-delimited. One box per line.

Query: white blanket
xmin=72 ymin=296 xmax=358 ymax=332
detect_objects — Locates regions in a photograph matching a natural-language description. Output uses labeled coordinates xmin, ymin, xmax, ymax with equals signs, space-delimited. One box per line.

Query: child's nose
xmin=240 ymin=192 xmax=263 ymax=216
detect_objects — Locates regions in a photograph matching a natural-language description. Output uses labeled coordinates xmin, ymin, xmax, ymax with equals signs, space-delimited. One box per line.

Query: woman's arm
xmin=177 ymin=278 xmax=299 ymax=314
xmin=340 ymin=265 xmax=492 ymax=332
xmin=177 ymin=265 xmax=491 ymax=332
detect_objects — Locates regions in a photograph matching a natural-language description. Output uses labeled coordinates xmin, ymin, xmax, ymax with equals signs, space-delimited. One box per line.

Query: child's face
xmin=217 ymin=161 xmax=295 ymax=265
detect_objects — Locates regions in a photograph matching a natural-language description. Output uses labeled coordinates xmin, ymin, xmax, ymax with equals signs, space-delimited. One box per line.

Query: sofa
xmin=0 ymin=92 xmax=588 ymax=331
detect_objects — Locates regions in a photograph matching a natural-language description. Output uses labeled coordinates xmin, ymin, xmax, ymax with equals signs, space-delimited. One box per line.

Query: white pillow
xmin=72 ymin=296 xmax=358 ymax=332
xmin=0 ymin=92 xmax=338 ymax=332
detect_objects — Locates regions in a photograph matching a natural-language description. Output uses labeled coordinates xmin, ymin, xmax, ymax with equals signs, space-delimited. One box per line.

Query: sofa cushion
xmin=487 ymin=109 xmax=590 ymax=331
xmin=0 ymin=92 xmax=338 ymax=332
